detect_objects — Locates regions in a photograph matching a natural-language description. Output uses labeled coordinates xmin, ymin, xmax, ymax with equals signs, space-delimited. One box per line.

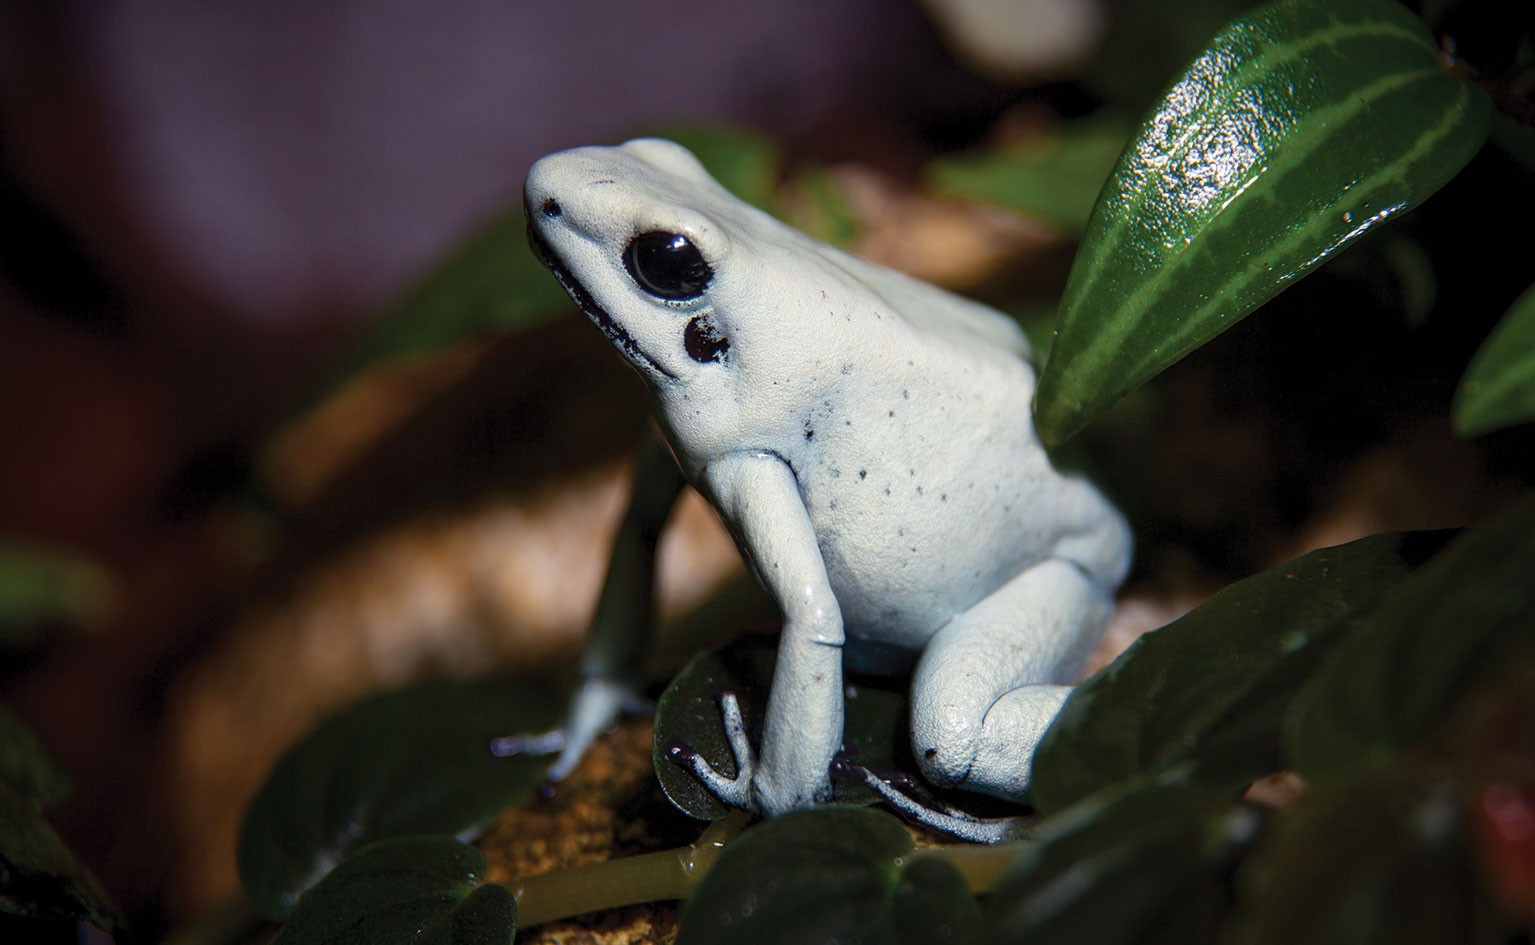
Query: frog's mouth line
xmin=526 ymin=221 xmax=677 ymax=381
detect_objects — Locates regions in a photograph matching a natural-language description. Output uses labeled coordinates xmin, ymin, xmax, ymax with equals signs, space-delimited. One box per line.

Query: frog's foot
xmin=490 ymin=677 xmax=648 ymax=781
xmin=665 ymin=690 xmax=757 ymax=811
xmin=489 ymin=728 xmax=567 ymax=758
xmin=833 ymin=755 xmax=1031 ymax=844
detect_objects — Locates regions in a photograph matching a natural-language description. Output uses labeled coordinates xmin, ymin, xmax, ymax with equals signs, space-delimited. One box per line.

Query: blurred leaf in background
xmin=306 ymin=126 xmax=789 ymax=412
xmin=1454 ymin=280 xmax=1535 ymax=437
xmin=929 ymin=116 xmax=1131 ymax=234
xmin=0 ymin=541 xmax=111 ymax=650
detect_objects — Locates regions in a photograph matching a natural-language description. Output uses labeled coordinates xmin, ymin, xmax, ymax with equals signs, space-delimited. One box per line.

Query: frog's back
xmin=832 ymin=250 xmax=1034 ymax=365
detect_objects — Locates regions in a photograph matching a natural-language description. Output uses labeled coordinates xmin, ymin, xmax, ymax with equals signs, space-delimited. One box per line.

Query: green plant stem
xmin=511 ymin=810 xmax=750 ymax=928
xmin=912 ymin=841 xmax=1032 ymax=896
xmin=512 ymin=808 xmax=1031 ymax=929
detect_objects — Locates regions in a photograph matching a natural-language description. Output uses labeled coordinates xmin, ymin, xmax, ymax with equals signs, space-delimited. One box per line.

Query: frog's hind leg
xmin=832 ymin=754 xmax=1031 ymax=843
xmin=909 ymin=557 xmax=1112 ymax=804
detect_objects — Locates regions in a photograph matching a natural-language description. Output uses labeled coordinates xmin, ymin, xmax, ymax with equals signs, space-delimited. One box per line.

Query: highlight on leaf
xmin=1033 ymin=0 xmax=1491 ymax=445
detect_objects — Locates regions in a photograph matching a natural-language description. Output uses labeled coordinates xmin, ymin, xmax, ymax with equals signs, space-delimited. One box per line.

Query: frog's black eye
xmin=624 ymin=231 xmax=712 ymax=300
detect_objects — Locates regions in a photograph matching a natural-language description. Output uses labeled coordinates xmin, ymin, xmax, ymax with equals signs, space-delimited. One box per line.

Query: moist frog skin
xmin=511 ymin=137 xmax=1131 ymax=841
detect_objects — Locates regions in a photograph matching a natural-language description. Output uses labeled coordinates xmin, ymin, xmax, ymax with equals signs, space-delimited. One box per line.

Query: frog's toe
xmin=489 ymin=728 xmax=567 ymax=759
xmin=667 ymin=739 xmax=756 ymax=808
xmin=665 ymin=689 xmax=759 ymax=810
xmin=847 ymin=760 xmax=1032 ymax=844
xmin=717 ymin=691 xmax=753 ymax=762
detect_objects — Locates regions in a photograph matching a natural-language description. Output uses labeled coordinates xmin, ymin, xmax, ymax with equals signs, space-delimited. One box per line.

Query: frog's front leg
xmin=679 ymin=450 xmax=846 ymax=815
xmin=910 ymin=556 xmax=1113 ymax=801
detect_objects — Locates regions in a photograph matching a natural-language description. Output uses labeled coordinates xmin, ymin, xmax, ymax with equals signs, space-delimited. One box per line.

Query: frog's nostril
xmin=541 ymin=197 xmax=563 ymax=219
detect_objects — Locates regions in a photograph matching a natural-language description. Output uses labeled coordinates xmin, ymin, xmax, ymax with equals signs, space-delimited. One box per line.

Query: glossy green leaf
xmin=0 ymin=781 xmax=121 ymax=932
xmin=1034 ymin=0 xmax=1491 ymax=445
xmin=929 ymin=117 xmax=1132 ymax=233
xmin=676 ymin=806 xmax=979 ymax=945
xmin=653 ymin=636 xmax=907 ymax=820
xmin=0 ymin=541 xmax=110 ymax=645
xmin=1227 ymin=768 xmax=1501 ymax=945
xmin=271 ymin=837 xmax=515 ymax=945
xmin=986 ymin=781 xmax=1244 ymax=945
xmin=1032 ymin=530 xmax=1452 ymax=814
xmin=0 ymin=707 xmax=70 ymax=809
xmin=238 ymin=680 xmax=560 ymax=919
xmin=1287 ymin=494 xmax=1535 ymax=779
xmin=1454 ymin=280 xmax=1535 ymax=436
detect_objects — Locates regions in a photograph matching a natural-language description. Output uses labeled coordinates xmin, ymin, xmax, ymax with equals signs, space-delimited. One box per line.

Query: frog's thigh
xmin=909 ymin=557 xmax=1111 ymax=801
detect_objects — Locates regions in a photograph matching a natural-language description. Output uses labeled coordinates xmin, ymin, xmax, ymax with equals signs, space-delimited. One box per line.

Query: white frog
xmin=510 ymin=138 xmax=1131 ymax=841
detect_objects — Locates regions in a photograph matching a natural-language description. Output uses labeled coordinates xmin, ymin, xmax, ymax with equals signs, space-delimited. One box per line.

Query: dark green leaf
xmin=1488 ymin=111 xmax=1535 ymax=172
xmin=652 ymin=636 xmax=907 ymax=820
xmin=1287 ymin=494 xmax=1535 ymax=779
xmin=889 ymin=857 xmax=984 ymax=945
xmin=1035 ymin=0 xmax=1491 ymax=445
xmin=0 ymin=541 xmax=110 ymax=645
xmin=0 ymin=781 xmax=121 ymax=932
xmin=929 ymin=117 xmax=1132 ymax=233
xmin=238 ymin=680 xmax=560 ymax=919
xmin=677 ymin=806 xmax=977 ymax=945
xmin=1032 ymin=530 xmax=1452 ymax=814
xmin=1227 ymin=768 xmax=1502 ymax=945
xmin=271 ymin=837 xmax=515 ymax=945
xmin=0 ymin=707 xmax=70 ymax=809
xmin=1454 ymin=280 xmax=1535 ymax=436
xmin=986 ymin=781 xmax=1244 ymax=945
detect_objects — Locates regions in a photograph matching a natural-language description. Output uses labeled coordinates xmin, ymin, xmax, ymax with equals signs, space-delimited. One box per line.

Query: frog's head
xmin=524 ymin=138 xmax=811 ymax=395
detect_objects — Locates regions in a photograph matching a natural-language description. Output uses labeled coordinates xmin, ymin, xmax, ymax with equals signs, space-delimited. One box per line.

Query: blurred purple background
xmin=0 ymin=0 xmax=1008 ymax=542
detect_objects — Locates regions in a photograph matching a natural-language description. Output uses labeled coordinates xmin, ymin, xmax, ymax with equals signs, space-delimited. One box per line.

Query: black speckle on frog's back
xmin=784 ymin=349 xmax=1060 ymax=644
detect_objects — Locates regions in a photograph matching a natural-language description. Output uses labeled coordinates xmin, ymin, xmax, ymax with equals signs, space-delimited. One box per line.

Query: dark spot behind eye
xmin=684 ymin=316 xmax=730 ymax=363
xmin=541 ymin=198 xmax=562 ymax=218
